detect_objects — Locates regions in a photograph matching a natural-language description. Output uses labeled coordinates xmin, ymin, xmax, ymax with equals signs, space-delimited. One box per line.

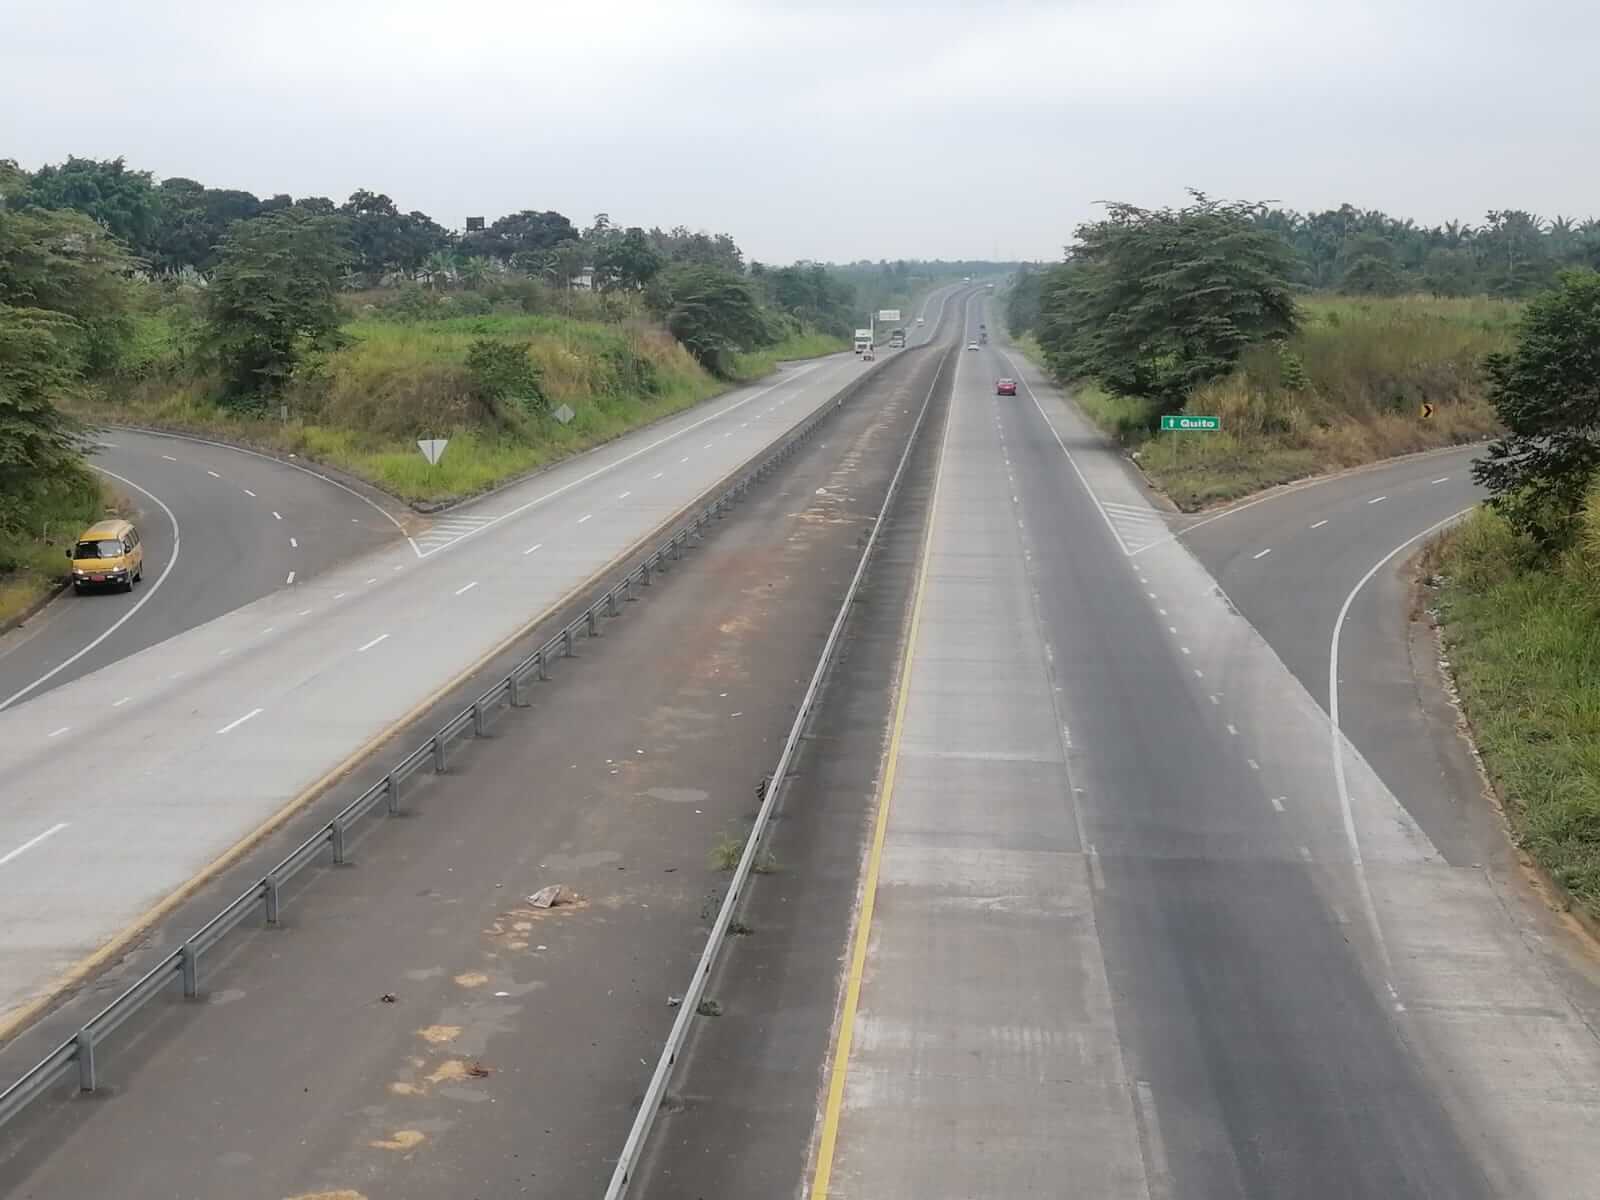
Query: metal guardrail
xmin=602 ymin=316 xmax=964 ymax=1197
xmin=0 ymin=339 xmax=925 ymax=1135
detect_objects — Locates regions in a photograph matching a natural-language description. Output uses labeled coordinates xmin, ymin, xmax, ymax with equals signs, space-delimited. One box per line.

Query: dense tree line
xmin=1254 ymin=204 xmax=1600 ymax=298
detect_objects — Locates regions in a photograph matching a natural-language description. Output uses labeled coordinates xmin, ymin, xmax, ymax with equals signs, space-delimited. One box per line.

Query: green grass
xmin=0 ymin=472 xmax=113 ymax=625
xmin=1016 ymin=295 xmax=1516 ymax=510
xmin=73 ymin=309 xmax=842 ymax=504
xmin=1428 ymin=508 xmax=1600 ymax=916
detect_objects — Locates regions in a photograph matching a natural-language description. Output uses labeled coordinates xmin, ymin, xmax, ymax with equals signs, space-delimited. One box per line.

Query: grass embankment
xmin=76 ymin=314 xmax=844 ymax=504
xmin=0 ymin=473 xmax=113 ymax=626
xmin=1019 ymin=296 xmax=1516 ymax=510
xmin=1426 ymin=505 xmax=1600 ymax=917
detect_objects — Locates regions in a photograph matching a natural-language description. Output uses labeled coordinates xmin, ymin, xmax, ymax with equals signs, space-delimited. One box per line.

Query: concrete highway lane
xmin=0 ymin=430 xmax=402 ymax=711
xmin=649 ymin=299 xmax=1600 ymax=1198
xmin=0 ymin=332 xmax=941 ymax=1035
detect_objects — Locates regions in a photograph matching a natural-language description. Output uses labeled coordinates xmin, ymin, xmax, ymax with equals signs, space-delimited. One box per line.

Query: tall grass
xmin=1428 ymin=505 xmax=1600 ymax=915
xmin=1019 ymin=295 xmax=1516 ymax=509
xmin=72 ymin=309 xmax=841 ymax=504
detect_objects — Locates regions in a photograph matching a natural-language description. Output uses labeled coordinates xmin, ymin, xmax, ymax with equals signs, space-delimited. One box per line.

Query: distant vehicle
xmin=862 ymin=349 xmax=876 ymax=361
xmin=68 ymin=518 xmax=144 ymax=593
xmin=916 ymin=316 xmax=925 ymax=326
xmin=889 ymin=329 xmax=906 ymax=348
xmin=853 ymin=328 xmax=873 ymax=355
xmin=985 ymin=283 xmax=995 ymax=291
xmin=967 ymin=341 xmax=980 ymax=351
xmin=996 ymin=378 xmax=1018 ymax=396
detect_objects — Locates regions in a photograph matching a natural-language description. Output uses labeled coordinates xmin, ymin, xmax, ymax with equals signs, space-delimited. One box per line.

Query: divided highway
xmin=640 ymin=300 xmax=1600 ymax=1197
xmin=0 ymin=291 xmax=957 ymax=1037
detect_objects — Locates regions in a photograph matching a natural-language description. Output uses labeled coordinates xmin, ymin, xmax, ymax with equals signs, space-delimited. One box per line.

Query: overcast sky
xmin=4 ymin=0 xmax=1598 ymax=263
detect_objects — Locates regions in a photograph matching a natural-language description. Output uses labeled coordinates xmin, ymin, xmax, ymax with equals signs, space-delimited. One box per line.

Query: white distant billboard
xmin=877 ymin=309 xmax=901 ymax=322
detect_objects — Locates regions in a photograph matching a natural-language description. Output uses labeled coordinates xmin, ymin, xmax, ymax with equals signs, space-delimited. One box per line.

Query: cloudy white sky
xmin=4 ymin=0 xmax=1598 ymax=263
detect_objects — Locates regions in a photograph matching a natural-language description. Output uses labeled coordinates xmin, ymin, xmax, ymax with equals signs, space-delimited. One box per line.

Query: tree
xmin=1036 ymin=193 xmax=1300 ymax=407
xmin=207 ymin=210 xmax=350 ymax=403
xmin=595 ymin=225 xmax=663 ymax=291
xmin=463 ymin=209 xmax=577 ymax=262
xmin=21 ymin=156 xmax=160 ymax=258
xmin=1340 ymin=255 xmax=1404 ymax=296
xmin=1473 ymin=269 xmax=1600 ymax=547
xmin=152 ymin=177 xmax=263 ymax=276
xmin=0 ymin=306 xmax=84 ymax=532
xmin=659 ymin=265 xmax=770 ymax=376
xmin=1422 ymin=247 xmax=1479 ymax=297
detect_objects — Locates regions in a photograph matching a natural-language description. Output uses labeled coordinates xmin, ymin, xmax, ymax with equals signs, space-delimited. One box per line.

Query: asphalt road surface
xmin=0 ymin=310 xmax=964 ymax=1199
xmin=641 ymin=301 xmax=1600 ymax=1197
xmin=0 ymin=430 xmax=401 ymax=712
xmin=0 ymin=295 xmax=963 ymax=1035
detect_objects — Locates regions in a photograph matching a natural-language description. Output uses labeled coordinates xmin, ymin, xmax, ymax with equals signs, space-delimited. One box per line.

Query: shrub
xmin=465 ymin=338 xmax=546 ymax=419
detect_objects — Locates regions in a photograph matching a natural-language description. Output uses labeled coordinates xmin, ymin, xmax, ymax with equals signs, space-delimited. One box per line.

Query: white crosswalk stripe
xmin=1098 ymin=499 xmax=1175 ymax=554
xmin=413 ymin=514 xmax=495 ymax=556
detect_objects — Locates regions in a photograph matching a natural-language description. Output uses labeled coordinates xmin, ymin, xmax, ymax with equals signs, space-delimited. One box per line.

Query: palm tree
xmin=457 ymin=256 xmax=493 ymax=290
xmin=420 ymin=250 xmax=455 ymax=290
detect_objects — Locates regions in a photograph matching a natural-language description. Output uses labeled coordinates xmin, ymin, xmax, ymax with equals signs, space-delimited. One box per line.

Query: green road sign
xmin=1160 ymin=414 xmax=1221 ymax=432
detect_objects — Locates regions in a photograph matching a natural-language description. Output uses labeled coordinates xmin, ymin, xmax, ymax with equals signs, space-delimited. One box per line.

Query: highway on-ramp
xmin=641 ymin=300 xmax=1600 ymax=1197
xmin=0 ymin=430 xmax=402 ymax=711
xmin=0 ymin=308 xmax=954 ymax=1035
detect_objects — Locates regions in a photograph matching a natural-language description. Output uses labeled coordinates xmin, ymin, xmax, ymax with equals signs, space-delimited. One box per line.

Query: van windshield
xmin=74 ymin=539 xmax=124 ymax=559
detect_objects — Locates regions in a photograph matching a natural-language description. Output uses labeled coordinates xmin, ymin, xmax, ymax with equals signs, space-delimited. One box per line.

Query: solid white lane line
xmin=290 ymin=537 xmax=298 ymax=548
xmin=0 ymin=465 xmax=182 ymax=713
xmin=285 ymin=571 xmax=295 ymax=585
xmin=47 ymin=726 xmax=69 ymax=738
xmin=1253 ymin=548 xmax=1273 ymax=560
xmin=455 ymin=581 xmax=479 ymax=596
xmin=161 ymin=454 xmax=177 ymax=461
xmin=578 ymin=513 xmax=592 ymax=524
xmin=1368 ymin=495 xmax=1387 ymax=505
xmin=618 ymin=491 xmax=632 ymax=500
xmin=216 ymin=707 xmax=263 ymax=735
xmin=1 ymin=823 xmax=69 ymax=867
xmin=1270 ymin=796 xmax=1286 ymax=812
xmin=243 ymin=488 xmax=256 ymax=497
xmin=112 ymin=696 xmax=131 ymax=707
xmin=523 ymin=543 xmax=543 ymax=555
xmin=206 ymin=469 xmax=220 ymax=478
xmin=357 ymin=633 xmax=390 ymax=653
xmin=1311 ymin=519 xmax=1329 ymax=529
xmin=1432 ymin=477 xmax=1450 ymax=484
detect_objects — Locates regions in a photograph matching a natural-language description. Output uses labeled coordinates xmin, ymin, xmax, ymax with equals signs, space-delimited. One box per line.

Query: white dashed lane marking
xmin=1253 ymin=548 xmax=1272 ymax=560
xmin=357 ymin=634 xmax=390 ymax=653
xmin=1368 ymin=495 xmax=1387 ymax=505
xmin=1311 ymin=519 xmax=1329 ymax=529
xmin=216 ymin=708 xmax=263 ymax=735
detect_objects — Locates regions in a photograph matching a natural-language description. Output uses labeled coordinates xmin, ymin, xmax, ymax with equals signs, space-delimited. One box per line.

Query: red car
xmin=996 ymin=378 xmax=1017 ymax=396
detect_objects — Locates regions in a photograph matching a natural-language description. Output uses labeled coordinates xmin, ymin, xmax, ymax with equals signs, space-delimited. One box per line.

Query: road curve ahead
xmin=0 ymin=430 xmax=403 ymax=711
xmin=0 ymin=323 xmax=953 ymax=1034
xmin=694 ymin=300 xmax=1600 ymax=1198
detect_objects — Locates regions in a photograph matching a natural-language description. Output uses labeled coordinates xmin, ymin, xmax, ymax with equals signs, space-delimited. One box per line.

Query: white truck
xmin=853 ymin=328 xmax=873 ymax=355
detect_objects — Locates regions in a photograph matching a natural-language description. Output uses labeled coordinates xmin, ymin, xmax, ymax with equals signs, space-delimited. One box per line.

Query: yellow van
xmin=68 ymin=519 xmax=144 ymax=593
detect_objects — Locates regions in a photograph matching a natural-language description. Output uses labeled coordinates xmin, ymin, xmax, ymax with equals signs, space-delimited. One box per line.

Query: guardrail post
xmin=265 ymin=873 xmax=280 ymax=925
xmin=510 ymin=674 xmax=525 ymax=709
xmin=433 ymin=733 xmax=447 ymax=773
xmin=671 ymin=537 xmax=682 ymax=562
xmin=473 ymin=699 xmax=486 ymax=737
xmin=587 ymin=609 xmax=599 ymax=638
xmin=181 ymin=941 xmax=199 ymax=998
xmin=624 ymin=576 xmax=636 ymax=602
xmin=607 ymin=590 xmax=619 ymax=618
xmin=332 ymin=819 xmax=350 ymax=865
xmin=562 ymin=628 xmax=575 ymax=657
xmin=385 ymin=772 xmax=401 ymax=814
xmin=642 ymin=560 xmax=653 ymax=587
xmin=75 ymin=1029 xmax=96 ymax=1092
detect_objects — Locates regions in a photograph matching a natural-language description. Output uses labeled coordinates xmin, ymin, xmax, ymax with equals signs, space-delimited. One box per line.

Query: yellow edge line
xmin=808 ymin=343 xmax=955 ymax=1198
xmin=0 ymin=449 xmax=760 ymax=1047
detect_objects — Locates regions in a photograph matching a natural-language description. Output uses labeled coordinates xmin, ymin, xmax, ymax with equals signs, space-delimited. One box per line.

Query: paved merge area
xmin=0 ymin=326 xmax=960 ymax=1199
xmin=639 ymin=301 xmax=1600 ymax=1198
